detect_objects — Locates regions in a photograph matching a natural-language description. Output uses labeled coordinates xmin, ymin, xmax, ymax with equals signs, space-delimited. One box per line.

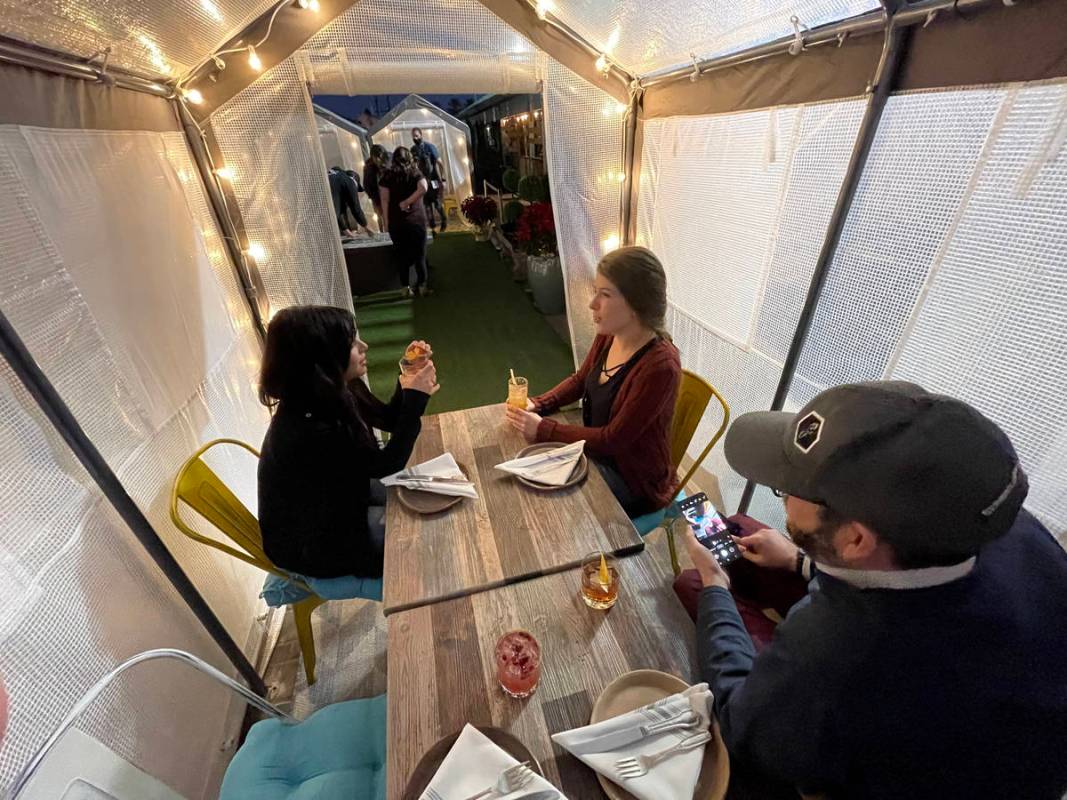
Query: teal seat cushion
xmin=260 ymin=573 xmax=383 ymax=607
xmin=220 ymin=695 xmax=387 ymax=800
xmin=630 ymin=490 xmax=687 ymax=537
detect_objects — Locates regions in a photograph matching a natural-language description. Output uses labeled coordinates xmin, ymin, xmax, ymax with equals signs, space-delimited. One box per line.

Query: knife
xmin=568 ymin=712 xmax=700 ymax=754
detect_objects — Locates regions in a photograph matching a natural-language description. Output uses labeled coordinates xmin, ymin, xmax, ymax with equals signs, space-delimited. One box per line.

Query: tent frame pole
xmin=619 ymin=84 xmax=642 ymax=245
xmin=0 ymin=35 xmax=171 ymax=96
xmin=736 ymin=7 xmax=911 ymax=516
xmin=0 ymin=308 xmax=268 ymax=697
xmin=177 ymin=100 xmax=269 ymax=340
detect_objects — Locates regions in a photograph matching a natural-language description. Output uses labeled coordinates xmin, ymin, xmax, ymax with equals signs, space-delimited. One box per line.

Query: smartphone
xmin=678 ymin=492 xmax=742 ymax=567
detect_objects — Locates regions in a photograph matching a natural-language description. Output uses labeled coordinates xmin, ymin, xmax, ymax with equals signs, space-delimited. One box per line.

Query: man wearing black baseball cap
xmin=684 ymin=381 xmax=1067 ymax=798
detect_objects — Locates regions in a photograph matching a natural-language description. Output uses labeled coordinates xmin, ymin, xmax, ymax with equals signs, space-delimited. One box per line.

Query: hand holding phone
xmin=678 ymin=492 xmax=741 ymax=567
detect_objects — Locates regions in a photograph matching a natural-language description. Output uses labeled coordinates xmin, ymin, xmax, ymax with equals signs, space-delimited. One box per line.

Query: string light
xmin=215 ymin=166 xmax=235 ymax=180
xmin=247 ymin=45 xmax=262 ymax=71
xmin=200 ymin=0 xmax=223 ymax=21
xmin=602 ymin=234 xmax=620 ymax=251
xmin=595 ymin=54 xmax=609 ymax=74
xmin=296 ymin=0 xmax=320 ymax=8
xmin=535 ymin=0 xmax=552 ymax=20
xmin=246 ymin=243 xmax=266 ymax=262
xmin=182 ymin=87 xmax=204 ymax=104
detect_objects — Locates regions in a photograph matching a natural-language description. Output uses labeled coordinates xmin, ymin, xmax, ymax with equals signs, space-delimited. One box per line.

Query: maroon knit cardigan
xmin=531 ymin=334 xmax=680 ymax=510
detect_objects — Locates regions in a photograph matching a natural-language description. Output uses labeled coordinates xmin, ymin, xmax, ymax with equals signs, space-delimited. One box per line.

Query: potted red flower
xmin=516 ymin=202 xmax=564 ymax=314
xmin=460 ymin=195 xmax=498 ymax=241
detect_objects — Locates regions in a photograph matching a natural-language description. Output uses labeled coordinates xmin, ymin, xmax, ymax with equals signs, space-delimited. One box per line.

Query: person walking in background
xmin=411 ymin=127 xmax=447 ymax=236
xmin=363 ymin=144 xmax=388 ymax=233
xmin=379 ymin=147 xmax=432 ymax=297
xmin=328 ymin=166 xmax=372 ymax=239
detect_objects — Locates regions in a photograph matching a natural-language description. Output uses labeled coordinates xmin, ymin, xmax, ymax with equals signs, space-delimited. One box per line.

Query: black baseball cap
xmin=724 ymin=381 xmax=1028 ymax=557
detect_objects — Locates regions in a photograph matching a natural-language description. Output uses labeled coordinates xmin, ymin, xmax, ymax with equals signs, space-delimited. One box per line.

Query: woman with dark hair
xmin=257 ymin=305 xmax=438 ymax=579
xmin=363 ymin=144 xmax=388 ymax=231
xmin=505 ymin=246 xmax=680 ymax=516
xmin=379 ymin=146 xmax=430 ymax=297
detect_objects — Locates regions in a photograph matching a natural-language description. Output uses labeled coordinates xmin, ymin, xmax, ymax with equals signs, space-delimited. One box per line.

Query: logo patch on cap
xmin=795 ymin=412 xmax=824 ymax=453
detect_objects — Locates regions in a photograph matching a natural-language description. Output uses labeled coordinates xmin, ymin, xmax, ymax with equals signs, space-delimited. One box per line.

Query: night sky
xmin=313 ymin=94 xmax=480 ymax=122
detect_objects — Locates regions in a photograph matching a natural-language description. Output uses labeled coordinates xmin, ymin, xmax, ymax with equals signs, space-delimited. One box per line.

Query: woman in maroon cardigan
xmin=506 ymin=246 xmax=680 ymax=516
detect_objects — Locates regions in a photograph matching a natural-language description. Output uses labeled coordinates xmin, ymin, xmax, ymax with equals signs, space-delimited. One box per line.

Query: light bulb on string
xmin=595 ymin=54 xmax=609 ymax=74
xmin=535 ymin=0 xmax=552 ymax=20
xmin=215 ymin=166 xmax=235 ymax=180
xmin=246 ymin=243 xmax=266 ymax=262
xmin=602 ymin=233 xmax=620 ymax=251
xmin=182 ymin=87 xmax=204 ymax=105
xmin=247 ymin=45 xmax=262 ymax=71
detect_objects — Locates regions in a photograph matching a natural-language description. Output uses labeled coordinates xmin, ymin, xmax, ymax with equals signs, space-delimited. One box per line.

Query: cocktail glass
xmin=495 ymin=630 xmax=541 ymax=698
xmin=581 ymin=551 xmax=620 ymax=610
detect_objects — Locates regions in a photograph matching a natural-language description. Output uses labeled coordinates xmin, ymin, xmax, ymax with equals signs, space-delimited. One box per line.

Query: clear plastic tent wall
xmin=0 ymin=125 xmax=270 ymax=795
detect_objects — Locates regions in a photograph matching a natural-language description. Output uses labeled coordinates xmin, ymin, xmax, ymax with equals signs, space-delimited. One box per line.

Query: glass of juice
xmin=507 ymin=375 xmax=529 ymax=409
xmin=581 ymin=552 xmax=620 ymax=610
xmin=495 ymin=630 xmax=541 ymax=698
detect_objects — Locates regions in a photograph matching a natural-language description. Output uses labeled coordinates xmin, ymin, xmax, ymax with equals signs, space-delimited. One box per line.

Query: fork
xmin=423 ymin=789 xmax=446 ymax=800
xmin=614 ymin=731 xmax=713 ymax=779
xmin=460 ymin=761 xmax=534 ymax=800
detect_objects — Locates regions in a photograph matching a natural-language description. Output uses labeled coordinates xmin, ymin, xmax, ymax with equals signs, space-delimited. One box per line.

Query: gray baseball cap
xmin=724 ymin=381 xmax=1028 ymax=556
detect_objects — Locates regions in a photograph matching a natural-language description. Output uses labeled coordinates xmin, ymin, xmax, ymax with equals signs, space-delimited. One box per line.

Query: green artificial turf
xmin=354 ymin=232 xmax=575 ymax=414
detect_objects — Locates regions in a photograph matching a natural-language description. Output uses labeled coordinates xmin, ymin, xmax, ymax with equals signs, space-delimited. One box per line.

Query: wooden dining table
xmin=386 ymin=537 xmax=703 ymax=800
xmin=382 ymin=404 xmax=644 ymax=616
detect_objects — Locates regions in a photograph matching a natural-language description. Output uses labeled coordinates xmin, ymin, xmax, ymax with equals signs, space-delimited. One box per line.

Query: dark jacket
xmin=696 ymin=509 xmax=1067 ymax=799
xmin=531 ymin=334 xmax=680 ymax=510
xmin=258 ymin=381 xmax=428 ymax=578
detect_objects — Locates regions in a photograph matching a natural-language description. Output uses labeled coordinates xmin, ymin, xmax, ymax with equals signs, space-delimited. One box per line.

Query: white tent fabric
xmin=0 ymin=0 xmax=277 ymax=77
xmin=0 ymin=125 xmax=269 ymax=795
xmin=789 ymin=82 xmax=1067 ymax=540
xmin=211 ymin=58 xmax=354 ymax=315
xmin=638 ymin=99 xmax=865 ymax=524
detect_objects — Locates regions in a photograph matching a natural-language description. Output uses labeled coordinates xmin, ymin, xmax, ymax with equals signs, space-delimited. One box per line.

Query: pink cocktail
xmin=495 ymin=630 xmax=541 ymax=698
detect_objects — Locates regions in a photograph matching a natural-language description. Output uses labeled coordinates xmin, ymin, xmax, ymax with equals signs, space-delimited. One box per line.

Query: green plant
xmin=502 ymin=168 xmax=521 ymax=194
xmin=503 ymin=200 xmax=524 ymax=225
xmin=518 ymin=174 xmax=548 ymax=203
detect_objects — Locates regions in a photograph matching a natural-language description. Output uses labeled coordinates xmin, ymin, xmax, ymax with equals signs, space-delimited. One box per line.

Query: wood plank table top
xmin=386 ymin=538 xmax=699 ymax=800
xmin=383 ymin=404 xmax=643 ymax=616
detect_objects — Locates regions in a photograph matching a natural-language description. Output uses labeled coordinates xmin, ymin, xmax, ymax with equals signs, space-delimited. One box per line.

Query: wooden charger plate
xmin=401 ymin=726 xmax=544 ymax=800
xmin=590 ymin=669 xmax=730 ymax=800
xmin=513 ymin=442 xmax=588 ymax=491
xmin=396 ymin=460 xmax=471 ymax=515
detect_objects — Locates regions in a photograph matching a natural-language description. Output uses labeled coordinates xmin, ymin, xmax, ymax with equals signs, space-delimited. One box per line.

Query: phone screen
xmin=678 ymin=492 xmax=741 ymax=566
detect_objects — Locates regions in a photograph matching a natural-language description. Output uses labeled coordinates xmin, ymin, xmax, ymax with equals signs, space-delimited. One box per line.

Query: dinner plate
xmin=396 ymin=460 xmax=471 ymax=515
xmin=401 ymin=726 xmax=543 ymax=800
xmin=590 ymin=669 xmax=730 ymax=800
xmin=513 ymin=442 xmax=589 ymax=491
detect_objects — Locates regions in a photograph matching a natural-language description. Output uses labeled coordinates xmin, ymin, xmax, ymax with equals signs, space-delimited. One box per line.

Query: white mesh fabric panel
xmin=0 ymin=127 xmax=269 ymax=796
xmin=543 ymin=0 xmax=879 ymax=77
xmin=302 ymin=0 xmax=539 ymax=95
xmin=211 ymin=58 xmax=353 ymax=313
xmin=543 ymin=57 xmax=624 ymax=362
xmin=789 ymin=82 xmax=1067 ymax=542
xmin=638 ymin=100 xmax=864 ymax=513
xmin=0 ymin=0 xmax=277 ymax=77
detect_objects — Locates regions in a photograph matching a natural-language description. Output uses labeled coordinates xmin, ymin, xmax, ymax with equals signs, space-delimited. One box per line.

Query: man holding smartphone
xmin=684 ymin=381 xmax=1067 ymax=799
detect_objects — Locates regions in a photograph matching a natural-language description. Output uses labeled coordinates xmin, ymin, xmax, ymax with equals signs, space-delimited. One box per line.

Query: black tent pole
xmin=0 ymin=308 xmax=267 ymax=696
xmin=737 ymin=7 xmax=911 ymax=515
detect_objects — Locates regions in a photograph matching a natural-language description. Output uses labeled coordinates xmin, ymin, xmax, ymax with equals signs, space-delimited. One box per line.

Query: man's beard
xmin=787 ymin=517 xmax=842 ymax=566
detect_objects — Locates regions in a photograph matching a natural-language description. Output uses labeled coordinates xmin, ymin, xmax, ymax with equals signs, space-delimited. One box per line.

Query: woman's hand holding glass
xmin=505 ymin=405 xmax=542 ymax=442
xmin=399 ymin=360 xmax=440 ymax=396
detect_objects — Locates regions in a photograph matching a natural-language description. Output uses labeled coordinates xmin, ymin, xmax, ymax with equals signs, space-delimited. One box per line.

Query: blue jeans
xmin=595 ymin=461 xmax=654 ymax=518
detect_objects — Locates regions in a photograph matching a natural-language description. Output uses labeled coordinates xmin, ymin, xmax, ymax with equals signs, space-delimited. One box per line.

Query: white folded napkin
xmin=382 ymin=453 xmax=478 ymax=498
xmin=552 ymin=683 xmax=713 ymax=800
xmin=495 ymin=441 xmax=585 ymax=486
xmin=423 ymin=724 xmax=567 ymax=800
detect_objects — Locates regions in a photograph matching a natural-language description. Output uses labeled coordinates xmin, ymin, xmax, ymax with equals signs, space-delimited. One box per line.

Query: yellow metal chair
xmin=662 ymin=371 xmax=731 ymax=575
xmin=170 ymin=438 xmax=327 ymax=685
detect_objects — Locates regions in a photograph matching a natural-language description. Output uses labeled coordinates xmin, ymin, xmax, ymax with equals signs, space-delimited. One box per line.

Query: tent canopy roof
xmin=2 ymin=0 xmax=887 ymax=84
xmin=366 ymin=94 xmax=471 ymax=137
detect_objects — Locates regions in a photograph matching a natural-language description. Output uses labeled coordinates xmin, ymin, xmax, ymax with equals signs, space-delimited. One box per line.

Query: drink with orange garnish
xmin=399 ymin=343 xmax=431 ymax=376
xmin=581 ymin=551 xmax=619 ymax=609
